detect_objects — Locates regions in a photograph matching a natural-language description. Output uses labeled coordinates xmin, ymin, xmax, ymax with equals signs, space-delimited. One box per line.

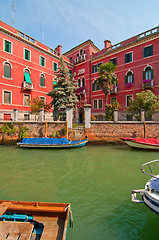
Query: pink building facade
xmin=1 ymin=20 xmax=159 ymax=122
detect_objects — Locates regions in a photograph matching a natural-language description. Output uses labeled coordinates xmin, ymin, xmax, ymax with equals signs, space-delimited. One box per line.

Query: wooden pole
xmin=144 ymin=121 xmax=147 ymax=138
xmin=45 ymin=121 xmax=47 ymax=137
xmin=66 ymin=121 xmax=68 ymax=139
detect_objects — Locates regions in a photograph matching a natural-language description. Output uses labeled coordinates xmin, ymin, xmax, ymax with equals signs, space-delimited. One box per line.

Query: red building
xmin=64 ymin=26 xmax=159 ymax=121
xmin=1 ymin=20 xmax=159 ymax=122
xmin=0 ymin=21 xmax=73 ymax=121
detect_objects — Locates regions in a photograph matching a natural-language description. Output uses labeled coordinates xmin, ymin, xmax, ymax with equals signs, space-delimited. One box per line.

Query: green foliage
xmin=0 ymin=122 xmax=16 ymax=134
xmin=96 ymin=62 xmax=118 ymax=104
xmin=19 ymin=123 xmax=28 ymax=139
xmin=29 ymin=98 xmax=50 ymax=115
xmin=126 ymin=90 xmax=159 ymax=120
xmin=47 ymin=56 xmax=78 ymax=120
xmin=56 ymin=127 xmax=67 ymax=138
xmin=50 ymin=132 xmax=55 ymax=138
xmin=72 ymin=123 xmax=78 ymax=128
xmin=105 ymin=101 xmax=120 ymax=121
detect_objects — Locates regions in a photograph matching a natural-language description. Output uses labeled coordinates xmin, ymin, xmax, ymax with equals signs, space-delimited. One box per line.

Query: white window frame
xmin=3 ymin=39 xmax=12 ymax=54
xmin=126 ymin=94 xmax=133 ymax=107
xmin=125 ymin=51 xmax=133 ymax=64
xmin=98 ymin=99 xmax=103 ymax=109
xmin=40 ymin=55 xmax=46 ymax=67
xmin=93 ymin=99 xmax=98 ymax=109
xmin=3 ymin=90 xmax=12 ymax=105
xmin=23 ymin=94 xmax=30 ymax=106
xmin=24 ymin=48 xmax=31 ymax=61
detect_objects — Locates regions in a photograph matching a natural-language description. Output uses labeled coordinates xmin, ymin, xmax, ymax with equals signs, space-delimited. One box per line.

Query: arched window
xmin=4 ymin=62 xmax=11 ymax=78
xmin=78 ymin=79 xmax=81 ymax=88
xmin=125 ymin=71 xmax=134 ymax=86
xmin=82 ymin=78 xmax=85 ymax=87
xmin=80 ymin=49 xmax=83 ymax=55
xmin=143 ymin=66 xmax=153 ymax=80
xmin=40 ymin=74 xmax=45 ymax=87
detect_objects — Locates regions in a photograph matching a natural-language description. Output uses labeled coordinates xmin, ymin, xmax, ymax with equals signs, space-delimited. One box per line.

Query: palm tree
xmin=96 ymin=61 xmax=118 ymax=105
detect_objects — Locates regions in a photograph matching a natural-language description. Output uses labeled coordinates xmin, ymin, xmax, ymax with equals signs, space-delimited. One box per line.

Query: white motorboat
xmin=131 ymin=160 xmax=159 ymax=215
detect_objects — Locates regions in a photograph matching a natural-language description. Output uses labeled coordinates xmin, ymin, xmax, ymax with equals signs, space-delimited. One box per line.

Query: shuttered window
xmin=143 ymin=67 xmax=153 ymax=80
xmin=53 ymin=62 xmax=57 ymax=71
xmin=40 ymin=56 xmax=45 ymax=67
xmin=110 ymin=57 xmax=117 ymax=65
xmin=125 ymin=71 xmax=134 ymax=85
xmin=4 ymin=62 xmax=11 ymax=78
xmin=3 ymin=91 xmax=11 ymax=104
xmin=4 ymin=40 xmax=11 ymax=53
xmin=143 ymin=45 xmax=153 ymax=58
xmin=125 ymin=52 xmax=132 ymax=63
xmin=40 ymin=74 xmax=45 ymax=87
xmin=24 ymin=49 xmax=30 ymax=60
xmin=24 ymin=94 xmax=30 ymax=106
xmin=93 ymin=100 xmax=97 ymax=109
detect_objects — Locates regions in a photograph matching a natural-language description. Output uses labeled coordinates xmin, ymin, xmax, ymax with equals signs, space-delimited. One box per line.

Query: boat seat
xmin=0 ymin=221 xmax=34 ymax=240
xmin=149 ymin=178 xmax=159 ymax=192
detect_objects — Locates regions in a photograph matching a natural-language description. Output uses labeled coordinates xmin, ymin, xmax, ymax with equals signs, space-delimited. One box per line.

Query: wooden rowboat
xmin=121 ymin=138 xmax=159 ymax=150
xmin=17 ymin=137 xmax=88 ymax=148
xmin=0 ymin=200 xmax=73 ymax=240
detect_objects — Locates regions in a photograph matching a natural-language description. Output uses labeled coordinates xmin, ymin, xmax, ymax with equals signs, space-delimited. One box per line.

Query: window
xmin=40 ymin=74 xmax=45 ymax=87
xmin=82 ymin=78 xmax=85 ymax=87
xmin=24 ymin=94 xmax=30 ymax=106
xmin=143 ymin=66 xmax=153 ymax=80
xmin=111 ymin=97 xmax=117 ymax=105
xmin=92 ymin=62 xmax=102 ymax=73
xmin=98 ymin=99 xmax=103 ymax=109
xmin=92 ymin=81 xmax=101 ymax=91
xmin=53 ymin=62 xmax=58 ymax=71
xmin=40 ymin=56 xmax=45 ymax=67
xmin=40 ymin=96 xmax=45 ymax=104
xmin=110 ymin=57 xmax=117 ymax=65
xmin=3 ymin=91 xmax=11 ymax=104
xmin=4 ymin=62 xmax=11 ymax=78
xmin=24 ymin=114 xmax=30 ymax=120
xmin=24 ymin=49 xmax=30 ymax=61
xmin=4 ymin=40 xmax=12 ymax=53
xmin=24 ymin=69 xmax=32 ymax=84
xmin=78 ymin=79 xmax=81 ymax=88
xmin=125 ymin=52 xmax=132 ymax=63
xmin=126 ymin=95 xmax=132 ymax=107
xmin=125 ymin=71 xmax=134 ymax=86
xmin=143 ymin=45 xmax=153 ymax=58
xmin=93 ymin=99 xmax=97 ymax=109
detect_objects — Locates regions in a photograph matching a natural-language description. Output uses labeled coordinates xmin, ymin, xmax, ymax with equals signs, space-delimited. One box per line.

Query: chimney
xmin=55 ymin=44 xmax=62 ymax=54
xmin=104 ymin=40 xmax=111 ymax=49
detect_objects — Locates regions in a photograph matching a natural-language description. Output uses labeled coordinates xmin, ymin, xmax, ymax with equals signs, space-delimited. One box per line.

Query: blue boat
xmin=17 ymin=137 xmax=88 ymax=148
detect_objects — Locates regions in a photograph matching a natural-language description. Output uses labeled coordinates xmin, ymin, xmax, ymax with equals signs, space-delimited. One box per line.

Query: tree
xmin=105 ymin=101 xmax=120 ymax=121
xmin=96 ymin=61 xmax=118 ymax=105
xmin=47 ymin=56 xmax=78 ymax=120
xmin=29 ymin=98 xmax=49 ymax=120
xmin=126 ymin=90 xmax=159 ymax=120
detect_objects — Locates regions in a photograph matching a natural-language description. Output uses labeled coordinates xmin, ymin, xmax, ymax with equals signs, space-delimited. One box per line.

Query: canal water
xmin=0 ymin=144 xmax=158 ymax=240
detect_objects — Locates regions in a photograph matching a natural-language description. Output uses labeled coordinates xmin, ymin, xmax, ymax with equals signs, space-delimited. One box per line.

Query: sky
xmin=1 ymin=0 xmax=159 ymax=53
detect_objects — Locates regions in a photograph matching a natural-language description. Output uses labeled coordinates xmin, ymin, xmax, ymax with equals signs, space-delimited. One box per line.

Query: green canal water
xmin=0 ymin=144 xmax=159 ymax=240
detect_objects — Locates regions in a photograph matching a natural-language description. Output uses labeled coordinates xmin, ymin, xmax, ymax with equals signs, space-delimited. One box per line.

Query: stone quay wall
xmin=85 ymin=121 xmax=159 ymax=143
xmin=0 ymin=120 xmax=159 ymax=144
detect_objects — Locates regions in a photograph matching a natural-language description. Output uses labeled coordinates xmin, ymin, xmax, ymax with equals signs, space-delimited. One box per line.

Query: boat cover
xmin=149 ymin=178 xmax=159 ymax=192
xmin=21 ymin=137 xmax=71 ymax=145
xmin=122 ymin=138 xmax=159 ymax=145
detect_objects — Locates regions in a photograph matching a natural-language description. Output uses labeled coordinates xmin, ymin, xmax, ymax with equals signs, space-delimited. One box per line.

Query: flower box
xmin=143 ymin=79 xmax=151 ymax=83
xmin=126 ymin=82 xmax=133 ymax=87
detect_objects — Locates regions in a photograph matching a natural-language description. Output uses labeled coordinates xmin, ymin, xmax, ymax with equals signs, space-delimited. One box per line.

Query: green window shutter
xmin=151 ymin=45 xmax=153 ymax=56
xmin=125 ymin=54 xmax=127 ymax=63
xmin=24 ymin=72 xmax=32 ymax=84
xmin=132 ymin=74 xmax=134 ymax=84
xmin=143 ymin=48 xmax=145 ymax=58
xmin=130 ymin=53 xmax=132 ymax=62
xmin=151 ymin=69 xmax=153 ymax=79
xmin=125 ymin=75 xmax=128 ymax=85
xmin=53 ymin=62 xmax=57 ymax=71
xmin=8 ymin=42 xmax=11 ymax=53
xmin=143 ymin=71 xmax=146 ymax=80
xmin=92 ymin=83 xmax=95 ymax=91
xmin=40 ymin=76 xmax=45 ymax=86
xmin=4 ymin=64 xmax=11 ymax=78
xmin=115 ymin=57 xmax=117 ymax=65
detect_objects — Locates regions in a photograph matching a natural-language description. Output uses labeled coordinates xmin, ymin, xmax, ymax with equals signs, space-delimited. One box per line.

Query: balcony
xmin=142 ymin=79 xmax=153 ymax=89
xmin=75 ymin=54 xmax=86 ymax=64
xmin=22 ymin=81 xmax=33 ymax=91
xmin=110 ymin=86 xmax=117 ymax=94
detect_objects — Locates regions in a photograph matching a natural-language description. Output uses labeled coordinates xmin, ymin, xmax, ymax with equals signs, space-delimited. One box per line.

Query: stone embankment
xmin=0 ymin=121 xmax=159 ymax=145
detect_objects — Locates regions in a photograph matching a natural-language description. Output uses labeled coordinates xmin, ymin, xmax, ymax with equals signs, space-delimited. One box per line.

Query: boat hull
xmin=17 ymin=138 xmax=88 ymax=148
xmin=143 ymin=191 xmax=159 ymax=215
xmin=121 ymin=138 xmax=159 ymax=150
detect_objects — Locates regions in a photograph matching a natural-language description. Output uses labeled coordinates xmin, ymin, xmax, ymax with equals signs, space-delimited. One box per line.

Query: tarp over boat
xmin=21 ymin=137 xmax=71 ymax=145
xmin=121 ymin=138 xmax=159 ymax=150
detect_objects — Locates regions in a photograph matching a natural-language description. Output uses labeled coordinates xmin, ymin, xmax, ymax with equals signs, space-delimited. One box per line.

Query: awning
xmin=24 ymin=72 xmax=32 ymax=84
